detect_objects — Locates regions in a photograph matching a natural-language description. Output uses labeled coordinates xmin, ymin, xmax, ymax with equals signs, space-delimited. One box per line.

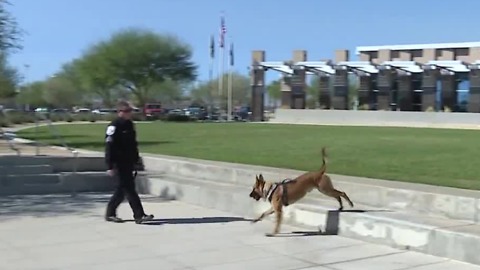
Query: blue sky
xmin=8 ymin=0 xmax=480 ymax=85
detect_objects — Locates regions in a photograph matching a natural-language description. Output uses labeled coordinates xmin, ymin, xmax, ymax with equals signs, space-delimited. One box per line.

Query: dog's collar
xmin=264 ymin=184 xmax=275 ymax=201
xmin=261 ymin=183 xmax=273 ymax=200
xmin=264 ymin=178 xmax=296 ymax=202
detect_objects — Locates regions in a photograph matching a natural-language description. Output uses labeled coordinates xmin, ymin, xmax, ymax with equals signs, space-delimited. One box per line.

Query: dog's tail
xmin=319 ymin=147 xmax=327 ymax=175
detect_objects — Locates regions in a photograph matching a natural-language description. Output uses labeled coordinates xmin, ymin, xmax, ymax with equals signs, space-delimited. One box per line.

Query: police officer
xmin=104 ymin=100 xmax=153 ymax=224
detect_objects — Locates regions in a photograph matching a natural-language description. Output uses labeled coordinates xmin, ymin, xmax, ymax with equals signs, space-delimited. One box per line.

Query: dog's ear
xmin=255 ymin=174 xmax=259 ymax=181
xmin=258 ymin=174 xmax=264 ymax=181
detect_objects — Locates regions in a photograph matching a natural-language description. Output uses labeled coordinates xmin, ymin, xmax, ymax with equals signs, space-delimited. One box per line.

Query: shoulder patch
xmin=106 ymin=125 xmax=116 ymax=136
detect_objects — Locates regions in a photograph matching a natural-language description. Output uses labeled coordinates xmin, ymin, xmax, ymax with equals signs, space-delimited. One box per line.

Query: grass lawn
xmin=17 ymin=122 xmax=480 ymax=190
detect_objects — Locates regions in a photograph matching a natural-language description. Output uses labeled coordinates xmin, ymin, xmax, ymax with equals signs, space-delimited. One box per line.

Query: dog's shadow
xmin=277 ymin=209 xmax=391 ymax=237
xmin=124 ymin=216 xmax=252 ymax=225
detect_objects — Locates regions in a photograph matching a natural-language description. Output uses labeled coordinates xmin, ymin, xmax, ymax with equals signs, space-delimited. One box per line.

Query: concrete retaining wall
xmin=141 ymin=154 xmax=480 ymax=223
xmin=139 ymin=154 xmax=480 ymax=265
xmin=271 ymin=109 xmax=480 ymax=128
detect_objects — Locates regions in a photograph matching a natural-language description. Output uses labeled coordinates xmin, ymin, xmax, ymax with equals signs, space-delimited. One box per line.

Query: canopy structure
xmin=294 ymin=61 xmax=335 ymax=75
xmin=423 ymin=60 xmax=470 ymax=75
xmin=256 ymin=60 xmax=475 ymax=76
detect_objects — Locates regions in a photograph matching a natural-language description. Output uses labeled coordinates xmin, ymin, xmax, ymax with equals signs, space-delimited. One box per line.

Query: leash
xmin=133 ymin=170 xmax=138 ymax=179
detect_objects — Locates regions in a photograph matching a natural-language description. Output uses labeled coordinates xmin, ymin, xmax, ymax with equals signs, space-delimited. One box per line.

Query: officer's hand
xmin=106 ymin=169 xmax=115 ymax=177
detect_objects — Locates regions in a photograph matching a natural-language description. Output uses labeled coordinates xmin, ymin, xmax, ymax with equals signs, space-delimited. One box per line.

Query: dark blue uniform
xmin=104 ymin=117 xmax=150 ymax=222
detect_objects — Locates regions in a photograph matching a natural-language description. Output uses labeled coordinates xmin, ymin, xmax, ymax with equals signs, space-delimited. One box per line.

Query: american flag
xmin=219 ymin=15 xmax=226 ymax=48
xmin=210 ymin=34 xmax=215 ymax=59
xmin=229 ymin=42 xmax=234 ymax=66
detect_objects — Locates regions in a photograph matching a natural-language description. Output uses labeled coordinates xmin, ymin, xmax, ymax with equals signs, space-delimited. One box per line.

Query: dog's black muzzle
xmin=249 ymin=189 xmax=261 ymax=201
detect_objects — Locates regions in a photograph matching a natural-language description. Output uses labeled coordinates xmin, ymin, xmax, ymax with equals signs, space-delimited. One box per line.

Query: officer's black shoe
xmin=105 ymin=216 xmax=124 ymax=223
xmin=135 ymin=214 xmax=154 ymax=224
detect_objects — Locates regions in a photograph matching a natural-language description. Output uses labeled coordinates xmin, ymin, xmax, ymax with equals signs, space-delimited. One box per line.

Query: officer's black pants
xmin=106 ymin=164 xmax=145 ymax=219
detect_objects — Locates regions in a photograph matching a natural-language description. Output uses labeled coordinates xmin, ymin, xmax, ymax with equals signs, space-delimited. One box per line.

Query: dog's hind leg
xmin=322 ymin=189 xmax=354 ymax=211
xmin=340 ymin=191 xmax=354 ymax=208
xmin=252 ymin=208 xmax=274 ymax=223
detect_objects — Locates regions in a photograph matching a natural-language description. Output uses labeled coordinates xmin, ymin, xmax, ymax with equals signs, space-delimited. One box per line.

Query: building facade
xmin=357 ymin=41 xmax=480 ymax=64
xmin=249 ymin=42 xmax=480 ymax=121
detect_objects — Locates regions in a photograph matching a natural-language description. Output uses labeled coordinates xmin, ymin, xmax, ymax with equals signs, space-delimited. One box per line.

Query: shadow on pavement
xmin=323 ymin=209 xmax=393 ymax=235
xmin=0 ymin=193 xmax=123 ymax=219
xmin=136 ymin=216 xmax=252 ymax=225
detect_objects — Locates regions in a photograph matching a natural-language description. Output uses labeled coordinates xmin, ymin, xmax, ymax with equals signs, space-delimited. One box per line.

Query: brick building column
xmin=318 ymin=75 xmax=331 ymax=109
xmin=332 ymin=50 xmax=349 ymax=110
xmin=290 ymin=50 xmax=307 ymax=109
xmin=358 ymin=75 xmax=372 ymax=109
xmin=250 ymin=50 xmax=265 ymax=121
xmin=421 ymin=68 xmax=438 ymax=111
xmin=397 ymin=74 xmax=414 ymax=111
xmin=376 ymin=68 xmax=394 ymax=110
xmin=440 ymin=72 xmax=457 ymax=111
xmin=468 ymin=67 xmax=480 ymax=113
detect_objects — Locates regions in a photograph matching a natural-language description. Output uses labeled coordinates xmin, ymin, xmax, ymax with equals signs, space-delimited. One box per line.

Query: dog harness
xmin=266 ymin=178 xmax=296 ymax=206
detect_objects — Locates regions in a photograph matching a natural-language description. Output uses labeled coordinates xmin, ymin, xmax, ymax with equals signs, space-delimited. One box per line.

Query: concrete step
xmin=139 ymin=174 xmax=480 ymax=266
xmin=0 ymin=165 xmax=54 ymax=175
xmin=0 ymin=156 xmax=107 ymax=172
xmin=0 ymin=172 xmax=121 ymax=196
xmin=142 ymin=154 xmax=480 ymax=224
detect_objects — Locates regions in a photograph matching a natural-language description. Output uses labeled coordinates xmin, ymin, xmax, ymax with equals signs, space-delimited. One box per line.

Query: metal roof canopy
xmin=425 ymin=60 xmax=469 ymax=73
xmin=257 ymin=61 xmax=293 ymax=75
xmin=257 ymin=60 xmax=473 ymax=77
xmin=380 ymin=61 xmax=423 ymax=74
xmin=468 ymin=60 xmax=480 ymax=69
xmin=336 ymin=61 xmax=378 ymax=75
xmin=294 ymin=61 xmax=335 ymax=75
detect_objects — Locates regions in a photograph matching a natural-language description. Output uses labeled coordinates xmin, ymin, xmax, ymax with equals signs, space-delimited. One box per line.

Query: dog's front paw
xmin=251 ymin=219 xmax=259 ymax=224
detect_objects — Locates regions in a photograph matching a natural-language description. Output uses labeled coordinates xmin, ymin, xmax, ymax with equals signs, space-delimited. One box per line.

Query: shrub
xmin=89 ymin=113 xmax=97 ymax=123
xmin=132 ymin=113 xmax=146 ymax=122
xmin=72 ymin=113 xmax=90 ymax=122
xmin=0 ymin=114 xmax=9 ymax=127
xmin=49 ymin=114 xmax=64 ymax=122
xmin=6 ymin=112 xmax=26 ymax=125
xmin=66 ymin=114 xmax=74 ymax=122
xmin=166 ymin=114 xmax=192 ymax=122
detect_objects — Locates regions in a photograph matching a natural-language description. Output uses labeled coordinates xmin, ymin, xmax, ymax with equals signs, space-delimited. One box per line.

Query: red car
xmin=143 ymin=103 xmax=163 ymax=119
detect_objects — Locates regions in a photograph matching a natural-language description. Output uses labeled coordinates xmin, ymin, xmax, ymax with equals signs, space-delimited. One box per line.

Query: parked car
xmin=185 ymin=107 xmax=207 ymax=120
xmin=51 ymin=108 xmax=69 ymax=114
xmin=143 ymin=103 xmax=163 ymax=119
xmin=74 ymin=108 xmax=91 ymax=114
xmin=92 ymin=108 xmax=115 ymax=115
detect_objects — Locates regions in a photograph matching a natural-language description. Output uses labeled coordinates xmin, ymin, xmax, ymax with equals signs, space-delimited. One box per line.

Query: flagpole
xmin=227 ymin=42 xmax=233 ymax=121
xmin=209 ymin=34 xmax=214 ymax=114
xmin=218 ymin=13 xmax=226 ymax=120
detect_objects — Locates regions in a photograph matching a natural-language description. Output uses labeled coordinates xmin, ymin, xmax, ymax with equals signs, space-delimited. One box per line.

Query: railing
xmin=35 ymin=114 xmax=79 ymax=172
xmin=0 ymin=127 xmax=21 ymax=156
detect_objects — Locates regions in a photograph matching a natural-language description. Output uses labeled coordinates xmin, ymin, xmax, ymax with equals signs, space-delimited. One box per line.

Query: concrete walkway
xmin=1 ymin=193 xmax=478 ymax=270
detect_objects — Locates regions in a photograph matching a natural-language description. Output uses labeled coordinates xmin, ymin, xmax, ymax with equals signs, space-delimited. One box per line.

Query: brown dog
xmin=249 ymin=147 xmax=354 ymax=236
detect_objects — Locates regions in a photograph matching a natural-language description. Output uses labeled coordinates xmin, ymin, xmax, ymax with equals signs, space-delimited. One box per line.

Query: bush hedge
xmin=0 ymin=111 xmax=194 ymax=127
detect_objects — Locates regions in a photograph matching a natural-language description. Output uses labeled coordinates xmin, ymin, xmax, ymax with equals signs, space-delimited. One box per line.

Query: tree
xmin=15 ymin=81 xmax=48 ymax=108
xmin=0 ymin=52 xmax=19 ymax=99
xmin=266 ymin=79 xmax=281 ymax=108
xmin=76 ymin=28 xmax=197 ymax=107
xmin=190 ymin=72 xmax=250 ymax=108
xmin=0 ymin=0 xmax=22 ymax=54
xmin=42 ymin=75 xmax=84 ymax=108
xmin=146 ymin=79 xmax=184 ymax=104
